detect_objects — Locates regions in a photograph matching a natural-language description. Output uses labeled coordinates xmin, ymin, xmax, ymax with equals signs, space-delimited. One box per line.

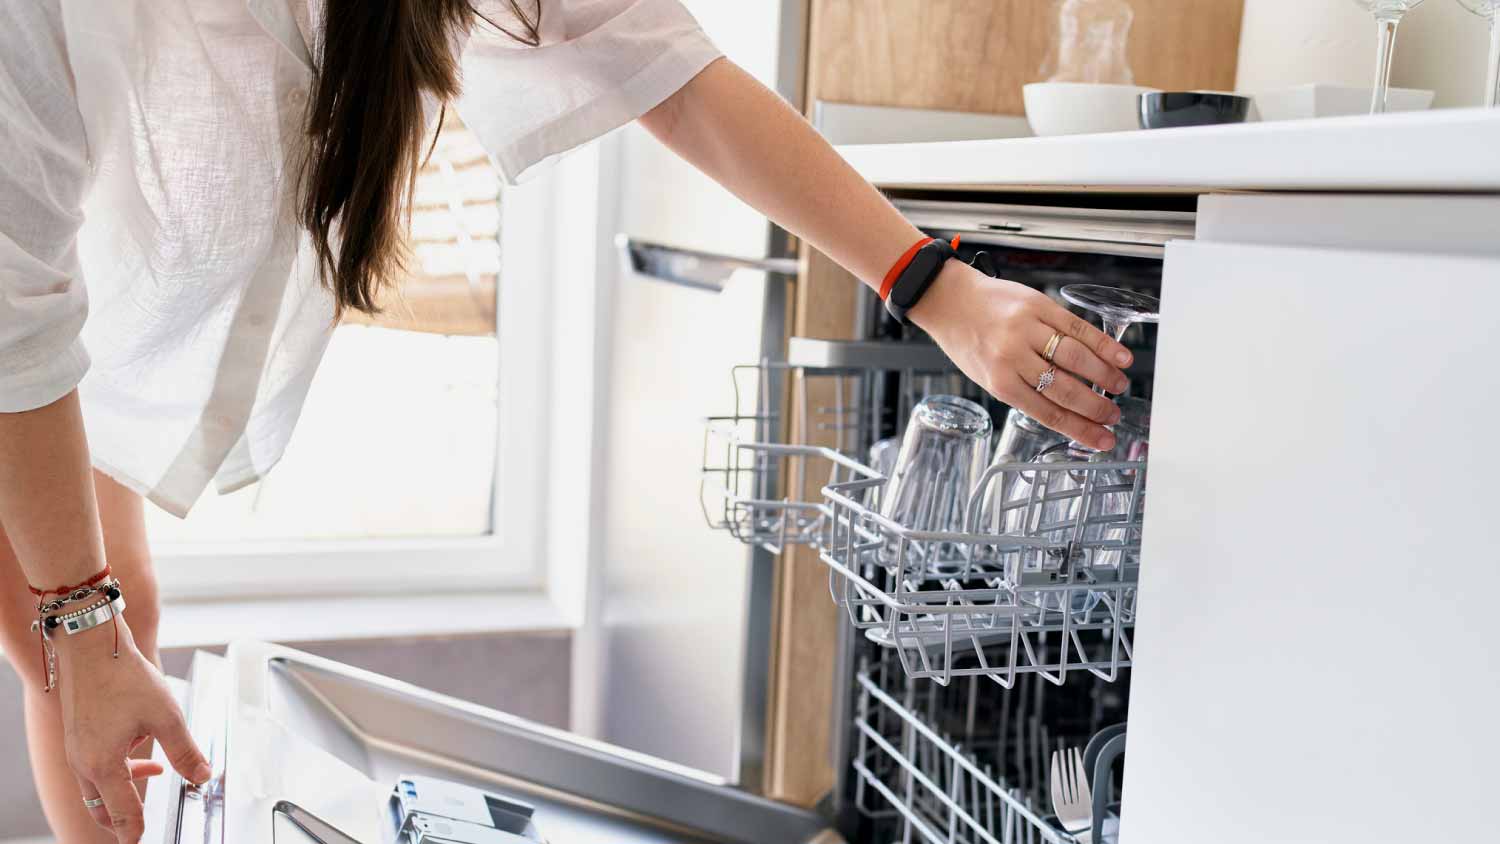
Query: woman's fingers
xmin=76 ymin=774 xmax=111 ymax=830
xmin=91 ymin=766 xmax=146 ymax=844
xmin=1031 ymin=323 xmax=1129 ymax=395
xmin=1041 ymin=301 xmax=1133 ymax=370
xmin=129 ymin=758 xmax=165 ymax=781
xmin=151 ymin=707 xmax=212 ymax=786
xmin=1002 ymin=371 xmax=1116 ymax=452
xmin=1026 ymin=356 xmax=1121 ymax=427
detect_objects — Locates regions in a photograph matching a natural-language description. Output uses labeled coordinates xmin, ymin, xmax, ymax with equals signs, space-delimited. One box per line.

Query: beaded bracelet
xmin=36 ymin=578 xmax=120 ymax=614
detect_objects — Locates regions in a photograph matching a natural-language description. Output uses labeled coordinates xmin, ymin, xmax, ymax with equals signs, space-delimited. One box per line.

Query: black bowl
xmin=1138 ymin=92 xmax=1250 ymax=130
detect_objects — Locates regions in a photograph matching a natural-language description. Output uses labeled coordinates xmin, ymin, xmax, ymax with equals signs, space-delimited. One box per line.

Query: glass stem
xmin=1369 ymin=14 xmax=1402 ymax=115
xmin=1066 ymin=319 xmax=1129 ymax=454
xmin=1486 ymin=17 xmax=1500 ymax=108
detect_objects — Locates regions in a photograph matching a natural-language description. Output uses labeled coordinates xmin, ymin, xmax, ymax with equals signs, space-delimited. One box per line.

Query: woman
xmin=0 ymin=1 xmax=1132 ymax=841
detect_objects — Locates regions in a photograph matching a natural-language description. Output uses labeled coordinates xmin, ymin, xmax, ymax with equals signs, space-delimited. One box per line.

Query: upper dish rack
xmin=700 ymin=339 xmax=964 ymax=554
xmin=821 ymin=455 xmax=1141 ymax=688
xmin=700 ymin=345 xmax=1144 ymax=687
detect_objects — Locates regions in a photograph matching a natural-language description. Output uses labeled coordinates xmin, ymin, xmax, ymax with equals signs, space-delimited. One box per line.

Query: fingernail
xmin=1098 ymin=433 xmax=1116 ymax=451
xmin=1114 ymin=379 xmax=1129 ymax=394
xmin=1116 ymin=351 xmax=1132 ymax=366
xmin=1109 ymin=408 xmax=1122 ymax=425
xmin=193 ymin=763 xmax=212 ymax=784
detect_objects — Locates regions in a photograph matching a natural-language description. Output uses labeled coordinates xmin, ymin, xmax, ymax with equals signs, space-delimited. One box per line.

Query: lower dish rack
xmin=853 ymin=655 xmax=1126 ymax=844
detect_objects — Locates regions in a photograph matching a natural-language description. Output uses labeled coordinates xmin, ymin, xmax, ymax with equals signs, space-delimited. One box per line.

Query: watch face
xmin=893 ymin=246 xmax=947 ymax=307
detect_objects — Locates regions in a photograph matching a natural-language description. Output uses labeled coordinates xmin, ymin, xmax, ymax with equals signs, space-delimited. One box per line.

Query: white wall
xmin=1237 ymin=0 xmax=1493 ymax=108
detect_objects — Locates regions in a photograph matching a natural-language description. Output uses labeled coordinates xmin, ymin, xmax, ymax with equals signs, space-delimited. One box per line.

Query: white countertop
xmin=836 ymin=107 xmax=1500 ymax=192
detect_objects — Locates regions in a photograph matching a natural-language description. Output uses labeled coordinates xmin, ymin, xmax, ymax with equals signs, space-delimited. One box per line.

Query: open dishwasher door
xmin=144 ymin=642 xmax=833 ymax=844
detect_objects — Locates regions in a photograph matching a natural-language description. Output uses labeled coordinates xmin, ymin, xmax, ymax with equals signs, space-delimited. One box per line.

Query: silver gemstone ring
xmin=83 ymin=796 xmax=105 ymax=809
xmin=1035 ymin=366 xmax=1056 ymax=393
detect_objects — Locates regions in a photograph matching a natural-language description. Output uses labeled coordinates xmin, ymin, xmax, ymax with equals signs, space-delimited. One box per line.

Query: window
xmin=151 ymin=116 xmax=536 ymax=600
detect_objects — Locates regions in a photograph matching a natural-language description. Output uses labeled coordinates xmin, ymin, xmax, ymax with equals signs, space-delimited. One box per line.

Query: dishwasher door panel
xmin=152 ymin=642 xmax=831 ymax=844
xmin=1120 ymin=241 xmax=1500 ymax=844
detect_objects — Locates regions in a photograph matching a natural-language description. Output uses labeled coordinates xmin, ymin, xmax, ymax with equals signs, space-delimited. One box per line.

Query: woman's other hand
xmin=910 ymin=261 xmax=1134 ymax=452
xmin=56 ymin=616 xmax=210 ymax=843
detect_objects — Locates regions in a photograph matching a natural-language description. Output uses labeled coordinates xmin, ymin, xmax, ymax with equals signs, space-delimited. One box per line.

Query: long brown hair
xmin=301 ymin=1 xmax=541 ymax=316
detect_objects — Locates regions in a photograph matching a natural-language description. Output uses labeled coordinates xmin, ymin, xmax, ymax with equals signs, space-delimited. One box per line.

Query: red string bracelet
xmin=29 ymin=564 xmax=112 ymax=598
xmin=878 ymin=235 xmax=962 ymax=301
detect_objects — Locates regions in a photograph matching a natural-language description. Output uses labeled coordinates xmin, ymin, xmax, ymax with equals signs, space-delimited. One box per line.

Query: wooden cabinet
xmin=808 ymin=0 xmax=1245 ymax=116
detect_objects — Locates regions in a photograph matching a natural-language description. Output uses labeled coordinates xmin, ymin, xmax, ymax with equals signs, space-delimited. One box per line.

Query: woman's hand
xmin=910 ymin=261 xmax=1134 ymax=452
xmin=639 ymin=58 xmax=1133 ymax=445
xmin=55 ymin=617 xmax=211 ymax=844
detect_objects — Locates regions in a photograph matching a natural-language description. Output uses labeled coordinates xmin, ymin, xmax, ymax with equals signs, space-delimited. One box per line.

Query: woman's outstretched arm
xmin=0 ymin=394 xmax=210 ymax=842
xmin=639 ymin=58 xmax=1132 ymax=452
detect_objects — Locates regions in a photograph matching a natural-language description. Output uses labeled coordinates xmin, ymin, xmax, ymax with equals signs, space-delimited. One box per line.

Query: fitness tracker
xmin=880 ymin=236 xmax=958 ymax=325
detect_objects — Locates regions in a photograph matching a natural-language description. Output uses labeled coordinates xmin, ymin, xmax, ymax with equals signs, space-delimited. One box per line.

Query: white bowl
xmin=1252 ymin=83 xmax=1435 ymax=122
xmin=1023 ymin=82 xmax=1161 ymax=136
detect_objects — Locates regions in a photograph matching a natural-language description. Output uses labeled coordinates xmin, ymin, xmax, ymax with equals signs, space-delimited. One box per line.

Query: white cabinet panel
xmin=1120 ymin=241 xmax=1500 ymax=844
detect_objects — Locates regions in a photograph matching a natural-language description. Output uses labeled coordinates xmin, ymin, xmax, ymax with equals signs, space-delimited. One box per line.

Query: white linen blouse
xmin=0 ymin=0 xmax=721 ymax=516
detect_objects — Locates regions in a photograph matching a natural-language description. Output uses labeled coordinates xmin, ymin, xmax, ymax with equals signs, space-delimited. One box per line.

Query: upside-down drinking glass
xmin=879 ymin=395 xmax=992 ymax=578
xmin=1019 ymin=446 xmax=1105 ymax=615
xmin=1112 ymin=395 xmax=1151 ymax=464
xmin=993 ymin=407 xmax=1068 ymax=466
xmin=868 ymin=437 xmax=900 ymax=480
xmin=1352 ymin=0 xmax=1428 ymax=114
xmin=978 ymin=408 xmax=1067 ymax=539
xmin=1457 ymin=0 xmax=1500 ymax=107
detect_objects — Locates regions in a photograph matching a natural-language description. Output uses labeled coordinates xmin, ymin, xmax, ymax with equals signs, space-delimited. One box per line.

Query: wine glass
xmin=1456 ymin=0 xmax=1500 ymax=107
xmin=1352 ymin=0 xmax=1428 ymax=114
xmin=1058 ymin=284 xmax=1159 ymax=455
xmin=1051 ymin=285 xmax=1157 ymax=609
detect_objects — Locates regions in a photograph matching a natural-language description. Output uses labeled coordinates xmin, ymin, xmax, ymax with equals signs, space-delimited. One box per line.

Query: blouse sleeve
xmin=0 ymin=1 xmax=92 ymax=412
xmin=456 ymin=0 xmax=723 ymax=183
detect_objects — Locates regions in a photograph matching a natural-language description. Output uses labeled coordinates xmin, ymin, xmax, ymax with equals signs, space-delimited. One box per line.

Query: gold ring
xmin=1043 ymin=332 xmax=1063 ymax=363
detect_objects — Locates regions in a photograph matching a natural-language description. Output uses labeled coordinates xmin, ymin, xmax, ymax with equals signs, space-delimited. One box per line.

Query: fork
xmin=1049 ymin=746 xmax=1093 ymax=844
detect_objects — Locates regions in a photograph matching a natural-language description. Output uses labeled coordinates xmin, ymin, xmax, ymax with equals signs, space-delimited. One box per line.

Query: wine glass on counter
xmin=1351 ymin=0 xmax=1428 ymax=114
xmin=1456 ymin=0 xmax=1500 ymax=107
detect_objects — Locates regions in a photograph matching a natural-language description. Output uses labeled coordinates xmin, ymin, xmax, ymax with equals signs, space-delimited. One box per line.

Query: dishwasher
xmin=147 ymin=194 xmax=1182 ymax=844
xmin=699 ymin=193 xmax=1194 ymax=844
xmin=145 ymin=641 xmax=831 ymax=844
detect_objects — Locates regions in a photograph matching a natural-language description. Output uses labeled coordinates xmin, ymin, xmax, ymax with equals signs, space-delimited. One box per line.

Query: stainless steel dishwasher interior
xmin=260 ymin=650 xmax=829 ymax=844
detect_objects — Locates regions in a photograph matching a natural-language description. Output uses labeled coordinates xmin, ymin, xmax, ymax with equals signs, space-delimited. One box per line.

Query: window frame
xmin=153 ymin=152 xmax=567 ymax=605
